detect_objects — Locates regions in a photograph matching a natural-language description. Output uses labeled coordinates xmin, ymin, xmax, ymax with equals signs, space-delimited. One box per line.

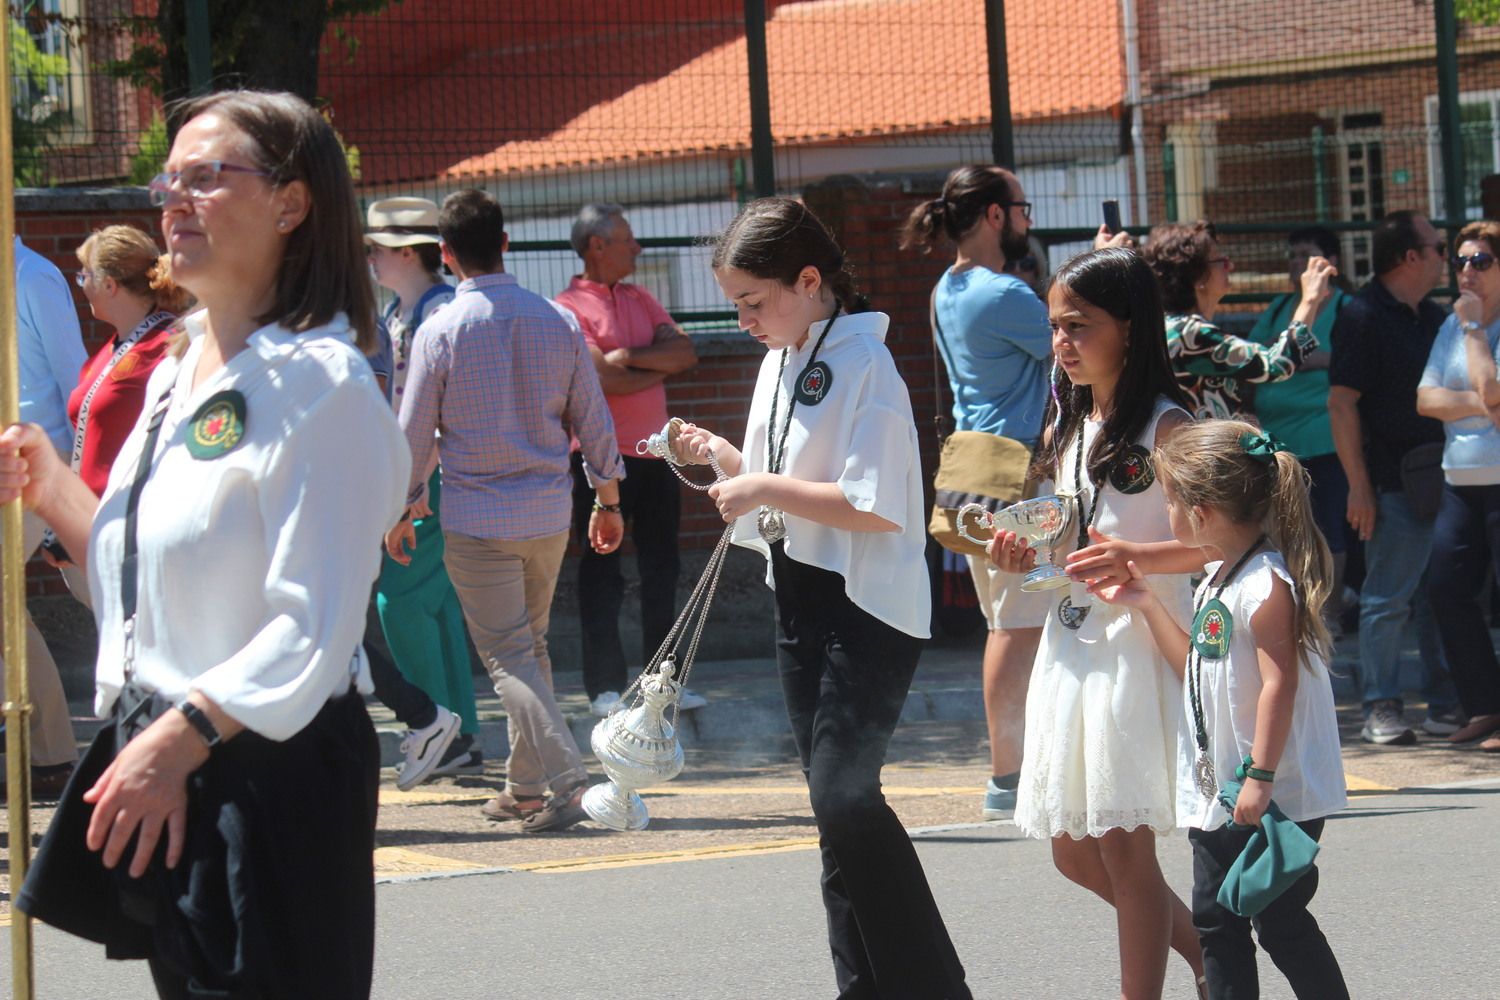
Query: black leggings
xmin=770 ymin=542 xmax=970 ymax=1000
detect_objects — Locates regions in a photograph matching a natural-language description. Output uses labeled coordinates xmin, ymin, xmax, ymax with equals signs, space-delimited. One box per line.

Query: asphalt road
xmin=6 ymin=765 xmax=1498 ymax=998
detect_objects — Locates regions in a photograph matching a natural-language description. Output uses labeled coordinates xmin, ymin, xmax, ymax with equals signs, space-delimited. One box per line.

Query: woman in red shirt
xmin=51 ymin=226 xmax=191 ymax=603
xmin=69 ymin=225 xmax=191 ymax=496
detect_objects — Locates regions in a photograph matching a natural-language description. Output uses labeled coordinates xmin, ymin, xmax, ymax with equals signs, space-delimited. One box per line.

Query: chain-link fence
xmin=15 ymin=0 xmax=1499 ymax=313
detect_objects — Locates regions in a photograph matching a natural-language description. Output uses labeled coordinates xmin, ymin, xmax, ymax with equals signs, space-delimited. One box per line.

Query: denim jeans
xmin=1358 ymin=490 xmax=1458 ymax=712
xmin=1427 ymin=483 xmax=1500 ymax=717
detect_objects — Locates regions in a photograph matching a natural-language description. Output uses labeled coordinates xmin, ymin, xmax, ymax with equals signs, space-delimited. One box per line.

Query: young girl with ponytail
xmin=1091 ymin=419 xmax=1349 ymax=999
xmin=678 ymin=197 xmax=972 ymax=999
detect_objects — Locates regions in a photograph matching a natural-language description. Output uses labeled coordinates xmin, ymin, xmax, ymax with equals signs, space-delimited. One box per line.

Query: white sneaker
xmin=396 ymin=706 xmax=460 ymax=791
xmin=590 ymin=691 xmax=623 ymax=718
xmin=678 ymin=688 xmax=708 ymax=711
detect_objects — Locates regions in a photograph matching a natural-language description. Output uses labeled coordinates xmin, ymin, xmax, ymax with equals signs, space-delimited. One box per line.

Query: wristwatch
xmin=1461 ymin=320 xmax=1484 ymax=335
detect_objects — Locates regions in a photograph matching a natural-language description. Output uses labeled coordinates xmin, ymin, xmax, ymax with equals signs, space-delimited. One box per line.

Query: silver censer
xmin=581 ymin=655 xmax=687 ymax=831
xmin=956 ymin=494 xmax=1074 ymax=592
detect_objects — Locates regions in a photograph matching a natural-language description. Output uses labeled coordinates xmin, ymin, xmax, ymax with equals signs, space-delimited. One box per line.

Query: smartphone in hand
xmin=1102 ymin=199 xmax=1122 ymax=235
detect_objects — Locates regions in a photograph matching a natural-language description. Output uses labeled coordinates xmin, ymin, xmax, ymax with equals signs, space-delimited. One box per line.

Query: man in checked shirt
xmin=387 ymin=189 xmax=625 ymax=833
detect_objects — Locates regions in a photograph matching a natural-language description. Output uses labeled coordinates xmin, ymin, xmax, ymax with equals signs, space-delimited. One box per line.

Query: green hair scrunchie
xmin=1239 ymin=430 xmax=1286 ymax=464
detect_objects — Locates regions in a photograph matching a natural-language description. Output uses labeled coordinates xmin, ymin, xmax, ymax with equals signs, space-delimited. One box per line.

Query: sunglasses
xmin=1453 ymin=252 xmax=1496 ymax=273
xmin=998 ymin=201 xmax=1032 ymax=222
xmin=73 ymin=270 xmax=93 ymax=288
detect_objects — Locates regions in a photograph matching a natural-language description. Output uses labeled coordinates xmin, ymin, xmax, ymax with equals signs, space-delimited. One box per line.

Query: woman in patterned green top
xmin=1144 ymin=220 xmax=1337 ymax=420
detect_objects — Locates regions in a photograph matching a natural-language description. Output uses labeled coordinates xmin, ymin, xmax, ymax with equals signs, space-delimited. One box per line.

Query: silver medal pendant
xmin=757 ymin=505 xmax=787 ymax=543
xmin=1194 ymin=752 xmax=1217 ymax=799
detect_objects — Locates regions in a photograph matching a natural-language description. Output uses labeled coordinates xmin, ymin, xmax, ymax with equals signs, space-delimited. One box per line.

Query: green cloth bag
xmin=1214 ymin=774 xmax=1321 ymax=918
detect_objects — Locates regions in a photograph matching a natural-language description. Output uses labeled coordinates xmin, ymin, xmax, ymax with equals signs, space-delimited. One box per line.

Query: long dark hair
xmin=167 ymin=90 xmax=377 ymax=352
xmin=899 ymin=165 xmax=1016 ymax=253
xmin=711 ymin=197 xmax=857 ymax=309
xmin=1031 ymin=247 xmax=1191 ymax=484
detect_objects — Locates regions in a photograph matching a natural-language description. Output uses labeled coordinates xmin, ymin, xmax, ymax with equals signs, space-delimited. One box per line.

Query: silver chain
xmin=638 ymin=417 xmax=729 ymax=490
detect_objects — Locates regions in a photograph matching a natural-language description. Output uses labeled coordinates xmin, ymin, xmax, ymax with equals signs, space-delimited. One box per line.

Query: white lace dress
xmin=1015 ymin=398 xmax=1194 ymax=840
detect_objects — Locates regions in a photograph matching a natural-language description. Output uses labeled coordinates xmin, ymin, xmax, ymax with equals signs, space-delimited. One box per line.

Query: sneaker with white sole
xmin=1361 ymin=700 xmax=1416 ymax=745
xmin=678 ymin=688 xmax=708 ymax=711
xmin=1421 ymin=707 xmax=1466 ymax=737
xmin=395 ymin=706 xmax=460 ymax=790
xmin=982 ymin=778 xmax=1016 ymax=821
xmin=590 ymin=691 xmax=623 ymax=718
xmin=430 ymin=734 xmax=484 ymax=776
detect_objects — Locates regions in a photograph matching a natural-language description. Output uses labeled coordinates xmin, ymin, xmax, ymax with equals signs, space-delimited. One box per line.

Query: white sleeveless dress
xmin=1015 ymin=397 xmax=1194 ymax=840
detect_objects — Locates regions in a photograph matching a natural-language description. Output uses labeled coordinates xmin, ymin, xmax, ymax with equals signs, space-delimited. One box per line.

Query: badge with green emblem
xmin=187 ymin=390 xmax=247 ymax=460
xmin=1191 ymin=598 xmax=1233 ymax=659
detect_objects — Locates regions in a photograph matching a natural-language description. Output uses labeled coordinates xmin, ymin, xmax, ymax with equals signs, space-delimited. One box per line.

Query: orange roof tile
xmin=325 ymin=0 xmax=1123 ymax=184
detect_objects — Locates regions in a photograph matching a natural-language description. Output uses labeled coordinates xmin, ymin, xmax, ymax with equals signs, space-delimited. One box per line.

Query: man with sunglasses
xmin=1329 ymin=210 xmax=1462 ymax=745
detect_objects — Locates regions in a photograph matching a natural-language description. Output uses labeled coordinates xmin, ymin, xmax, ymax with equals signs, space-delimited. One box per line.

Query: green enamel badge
xmin=187 ymin=390 xmax=247 ymax=460
xmin=1108 ymin=444 xmax=1155 ymax=494
xmin=1192 ymin=598 xmax=1233 ymax=659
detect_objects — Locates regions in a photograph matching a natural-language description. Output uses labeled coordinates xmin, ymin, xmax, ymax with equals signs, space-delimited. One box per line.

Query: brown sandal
xmin=480 ymin=790 xmax=544 ymax=822
xmin=521 ymin=782 xmax=589 ymax=834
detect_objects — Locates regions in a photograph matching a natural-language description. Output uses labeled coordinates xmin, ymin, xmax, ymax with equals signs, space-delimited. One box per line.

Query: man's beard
xmin=1001 ymin=221 xmax=1031 ymax=264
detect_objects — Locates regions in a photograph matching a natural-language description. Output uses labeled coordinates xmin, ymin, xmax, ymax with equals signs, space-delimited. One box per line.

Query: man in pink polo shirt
xmin=556 ymin=204 xmax=703 ymax=717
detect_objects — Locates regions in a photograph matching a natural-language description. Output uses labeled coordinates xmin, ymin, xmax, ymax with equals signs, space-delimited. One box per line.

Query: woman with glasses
xmin=4 ymin=90 xmax=408 ymax=998
xmin=69 ymin=226 xmax=191 ymax=507
xmin=1418 ymin=220 xmax=1500 ymax=752
xmin=1144 ymin=220 xmax=1336 ymax=420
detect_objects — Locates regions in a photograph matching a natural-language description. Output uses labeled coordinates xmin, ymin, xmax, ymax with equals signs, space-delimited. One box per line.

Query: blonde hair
xmin=77 ymin=225 xmax=192 ymax=314
xmin=1155 ymin=419 xmax=1334 ymax=666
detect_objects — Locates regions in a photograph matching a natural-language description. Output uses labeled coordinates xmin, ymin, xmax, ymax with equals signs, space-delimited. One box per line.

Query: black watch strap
xmin=175 ymin=699 xmax=223 ymax=748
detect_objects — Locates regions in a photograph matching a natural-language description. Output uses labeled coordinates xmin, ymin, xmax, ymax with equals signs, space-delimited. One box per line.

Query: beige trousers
xmin=0 ymin=512 xmax=79 ymax=767
xmin=442 ymin=529 xmax=586 ymax=797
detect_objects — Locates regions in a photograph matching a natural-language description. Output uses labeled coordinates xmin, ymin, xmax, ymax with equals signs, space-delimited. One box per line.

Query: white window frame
xmin=1425 ymin=89 xmax=1500 ymax=222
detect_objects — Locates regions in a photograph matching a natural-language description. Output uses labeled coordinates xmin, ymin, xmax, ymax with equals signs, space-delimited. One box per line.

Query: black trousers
xmin=1428 ymin=482 xmax=1500 ymax=717
xmin=771 ymin=543 xmax=970 ymax=1000
xmin=1189 ymin=818 xmax=1348 ymax=1000
xmin=571 ymin=452 xmax=682 ymax=698
xmin=366 ymin=636 xmax=437 ymax=730
xmin=19 ymin=692 xmax=379 ymax=999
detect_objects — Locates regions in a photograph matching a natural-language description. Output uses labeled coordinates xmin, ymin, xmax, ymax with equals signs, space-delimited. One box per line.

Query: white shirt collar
xmin=796 ymin=310 xmax=889 ymax=357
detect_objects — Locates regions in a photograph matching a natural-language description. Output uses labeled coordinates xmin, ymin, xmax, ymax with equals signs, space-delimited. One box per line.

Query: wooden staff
xmin=0 ymin=9 xmax=37 ymax=998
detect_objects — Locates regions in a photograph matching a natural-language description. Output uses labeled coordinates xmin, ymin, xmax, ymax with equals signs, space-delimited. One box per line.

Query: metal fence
xmin=14 ymin=0 xmax=1498 ymax=313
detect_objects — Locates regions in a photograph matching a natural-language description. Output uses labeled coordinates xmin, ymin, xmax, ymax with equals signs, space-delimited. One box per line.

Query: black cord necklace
xmin=1186 ymin=535 xmax=1266 ymax=799
xmin=1056 ymin=420 xmax=1107 ymax=632
xmin=758 ymin=302 xmax=840 ymax=542
xmin=1072 ymin=420 xmax=1104 ymax=551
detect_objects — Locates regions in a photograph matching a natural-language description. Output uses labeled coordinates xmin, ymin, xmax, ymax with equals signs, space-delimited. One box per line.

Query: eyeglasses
xmin=998 ymin=201 xmax=1032 ymax=221
xmin=1454 ymin=252 xmax=1497 ymax=272
xmin=147 ymin=161 xmax=273 ymax=207
xmin=1427 ymin=239 xmax=1448 ymax=256
xmin=1206 ymin=257 xmax=1233 ymax=270
xmin=73 ymin=270 xmax=93 ymax=288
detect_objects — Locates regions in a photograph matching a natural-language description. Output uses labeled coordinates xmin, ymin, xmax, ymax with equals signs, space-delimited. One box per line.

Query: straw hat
xmin=365 ymin=197 xmax=440 ymax=248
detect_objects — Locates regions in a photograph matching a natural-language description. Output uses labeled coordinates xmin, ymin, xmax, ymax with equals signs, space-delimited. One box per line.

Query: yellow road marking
xmin=509 ymin=837 xmax=821 ymax=873
xmin=0 ymin=911 xmax=10 ymax=927
xmin=373 ymin=846 xmax=491 ymax=877
xmin=1344 ymin=773 xmax=1395 ymax=794
xmin=379 ymin=787 xmax=492 ymax=806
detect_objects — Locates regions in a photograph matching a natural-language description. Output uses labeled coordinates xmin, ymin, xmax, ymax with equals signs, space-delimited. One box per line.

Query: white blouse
xmin=87 ymin=311 xmax=410 ymax=740
xmin=1177 ymin=551 xmax=1348 ymax=829
xmin=731 ymin=310 xmax=930 ymax=638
